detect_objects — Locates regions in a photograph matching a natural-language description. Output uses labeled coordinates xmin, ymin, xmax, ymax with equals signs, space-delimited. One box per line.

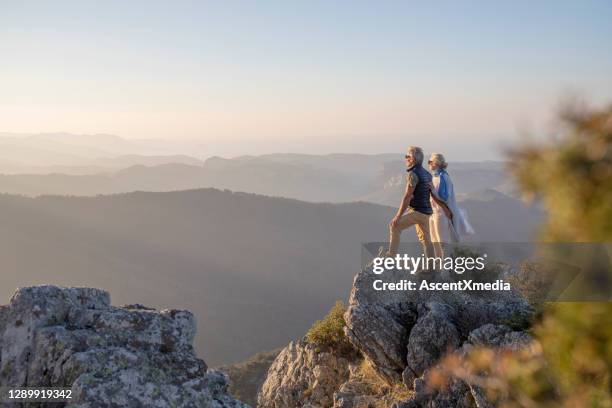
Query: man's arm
xmin=390 ymin=173 xmax=417 ymax=228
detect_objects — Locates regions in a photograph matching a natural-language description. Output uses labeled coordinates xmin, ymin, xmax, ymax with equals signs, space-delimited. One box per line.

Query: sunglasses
xmin=404 ymin=155 xmax=412 ymax=159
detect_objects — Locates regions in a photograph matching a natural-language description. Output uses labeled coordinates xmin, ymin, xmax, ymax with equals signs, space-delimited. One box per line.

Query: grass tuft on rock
xmin=305 ymin=300 xmax=355 ymax=357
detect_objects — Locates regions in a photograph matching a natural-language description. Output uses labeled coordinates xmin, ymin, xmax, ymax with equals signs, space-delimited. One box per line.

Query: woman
xmin=428 ymin=153 xmax=474 ymax=258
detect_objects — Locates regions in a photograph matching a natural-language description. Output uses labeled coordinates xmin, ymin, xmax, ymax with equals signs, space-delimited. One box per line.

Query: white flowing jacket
xmin=430 ymin=171 xmax=474 ymax=242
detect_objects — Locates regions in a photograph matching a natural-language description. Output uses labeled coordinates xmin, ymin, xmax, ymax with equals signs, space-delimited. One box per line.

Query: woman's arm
xmin=430 ymin=184 xmax=453 ymax=220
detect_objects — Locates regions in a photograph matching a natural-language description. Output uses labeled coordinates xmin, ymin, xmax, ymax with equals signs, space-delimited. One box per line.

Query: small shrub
xmin=305 ymin=300 xmax=355 ymax=356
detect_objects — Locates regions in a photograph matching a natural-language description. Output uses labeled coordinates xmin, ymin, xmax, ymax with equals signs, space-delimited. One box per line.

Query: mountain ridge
xmin=0 ymin=188 xmax=540 ymax=365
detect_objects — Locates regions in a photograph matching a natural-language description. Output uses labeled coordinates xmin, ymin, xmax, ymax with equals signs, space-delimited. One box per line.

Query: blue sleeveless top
xmin=408 ymin=165 xmax=433 ymax=215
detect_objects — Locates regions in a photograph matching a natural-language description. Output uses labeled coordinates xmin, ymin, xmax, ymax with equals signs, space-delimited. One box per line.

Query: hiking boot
xmin=377 ymin=246 xmax=391 ymax=258
xmin=364 ymin=247 xmax=390 ymax=270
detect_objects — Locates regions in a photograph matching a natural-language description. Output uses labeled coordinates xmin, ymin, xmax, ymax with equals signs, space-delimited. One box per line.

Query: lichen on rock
xmin=0 ymin=285 xmax=247 ymax=408
xmin=257 ymin=339 xmax=350 ymax=408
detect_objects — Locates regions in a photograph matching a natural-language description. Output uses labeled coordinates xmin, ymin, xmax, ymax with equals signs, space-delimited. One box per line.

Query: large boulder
xmin=257 ymin=340 xmax=350 ymax=408
xmin=343 ymin=302 xmax=416 ymax=383
xmin=403 ymin=302 xmax=461 ymax=387
xmin=396 ymin=324 xmax=535 ymax=408
xmin=343 ymin=268 xmax=418 ymax=383
xmin=257 ymin=265 xmax=536 ymax=407
xmin=344 ymin=266 xmax=534 ymax=385
xmin=0 ymin=285 xmax=247 ymax=408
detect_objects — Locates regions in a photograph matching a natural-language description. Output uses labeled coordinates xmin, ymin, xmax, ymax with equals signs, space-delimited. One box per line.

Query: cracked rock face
xmin=343 ymin=302 xmax=416 ymax=384
xmin=259 ymin=265 xmax=536 ymax=408
xmin=402 ymin=302 xmax=461 ymax=387
xmin=344 ymin=267 xmax=534 ymax=385
xmin=464 ymin=323 xmax=532 ymax=352
xmin=257 ymin=340 xmax=350 ymax=408
xmin=0 ymin=285 xmax=247 ymax=408
xmin=398 ymin=324 xmax=535 ymax=408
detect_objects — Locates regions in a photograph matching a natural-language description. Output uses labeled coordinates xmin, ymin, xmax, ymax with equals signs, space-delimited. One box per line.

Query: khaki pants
xmin=389 ymin=209 xmax=434 ymax=257
xmin=429 ymin=212 xmax=452 ymax=258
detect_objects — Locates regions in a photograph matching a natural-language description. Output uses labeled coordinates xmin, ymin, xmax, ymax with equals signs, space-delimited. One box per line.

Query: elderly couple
xmin=382 ymin=146 xmax=473 ymax=261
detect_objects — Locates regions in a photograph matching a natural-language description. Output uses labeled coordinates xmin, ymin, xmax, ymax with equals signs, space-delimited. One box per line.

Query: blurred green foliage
xmin=536 ymin=302 xmax=611 ymax=407
xmin=508 ymin=101 xmax=612 ymax=241
xmin=508 ymin=101 xmax=611 ymax=406
xmin=433 ymin=102 xmax=612 ymax=407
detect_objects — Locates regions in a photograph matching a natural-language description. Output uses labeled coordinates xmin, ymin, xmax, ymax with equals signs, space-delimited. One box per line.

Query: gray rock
xmin=331 ymin=360 xmax=394 ymax=408
xmin=258 ymin=266 xmax=535 ymax=407
xmin=403 ymin=302 xmax=461 ymax=387
xmin=397 ymin=324 xmax=536 ymax=408
xmin=333 ymin=379 xmax=380 ymax=408
xmin=344 ymin=302 xmax=416 ymax=383
xmin=465 ymin=323 xmax=533 ymax=351
xmin=468 ymin=384 xmax=495 ymax=408
xmin=395 ymin=374 xmax=476 ymax=408
xmin=0 ymin=285 xmax=247 ymax=408
xmin=344 ymin=267 xmax=533 ymax=385
xmin=344 ymin=268 xmax=418 ymax=383
xmin=453 ymin=297 xmax=533 ymax=336
xmin=257 ymin=340 xmax=350 ymax=408
xmin=460 ymin=324 xmax=534 ymax=408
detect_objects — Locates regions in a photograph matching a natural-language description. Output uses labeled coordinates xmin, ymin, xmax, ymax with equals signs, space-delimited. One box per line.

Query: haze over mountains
xmin=0 ymin=189 xmax=539 ymax=365
xmin=0 ymin=132 xmax=541 ymax=365
xmin=0 ymin=132 xmax=204 ymax=174
xmin=0 ymin=133 xmax=515 ymax=203
xmin=0 ymin=190 xmax=391 ymax=364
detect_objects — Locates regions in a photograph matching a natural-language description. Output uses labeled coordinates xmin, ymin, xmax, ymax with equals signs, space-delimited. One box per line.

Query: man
xmin=385 ymin=146 xmax=450 ymax=259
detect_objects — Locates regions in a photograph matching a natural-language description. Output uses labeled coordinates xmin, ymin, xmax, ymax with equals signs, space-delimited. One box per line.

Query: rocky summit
xmin=258 ymin=265 xmax=536 ymax=408
xmin=0 ymin=285 xmax=247 ymax=408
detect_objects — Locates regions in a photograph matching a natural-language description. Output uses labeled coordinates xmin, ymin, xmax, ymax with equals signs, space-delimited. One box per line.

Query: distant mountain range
xmin=0 ymin=188 xmax=540 ymax=365
xmin=0 ymin=157 xmax=514 ymax=202
xmin=0 ymin=141 xmax=514 ymax=204
xmin=0 ymin=133 xmax=541 ymax=365
xmin=0 ymin=132 xmax=204 ymax=174
xmin=0 ymin=132 xmax=515 ymax=200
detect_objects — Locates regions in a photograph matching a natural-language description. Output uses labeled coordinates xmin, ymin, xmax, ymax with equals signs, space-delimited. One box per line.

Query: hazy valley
xmin=0 ymin=133 xmax=541 ymax=365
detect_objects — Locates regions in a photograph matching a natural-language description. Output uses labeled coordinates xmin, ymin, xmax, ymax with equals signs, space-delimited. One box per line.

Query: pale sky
xmin=1 ymin=1 xmax=611 ymax=158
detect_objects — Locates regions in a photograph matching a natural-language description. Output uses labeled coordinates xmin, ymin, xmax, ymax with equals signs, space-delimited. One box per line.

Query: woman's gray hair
xmin=407 ymin=146 xmax=424 ymax=165
xmin=430 ymin=153 xmax=448 ymax=169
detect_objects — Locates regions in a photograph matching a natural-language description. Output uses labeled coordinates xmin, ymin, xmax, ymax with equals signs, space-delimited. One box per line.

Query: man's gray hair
xmin=407 ymin=146 xmax=424 ymax=165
